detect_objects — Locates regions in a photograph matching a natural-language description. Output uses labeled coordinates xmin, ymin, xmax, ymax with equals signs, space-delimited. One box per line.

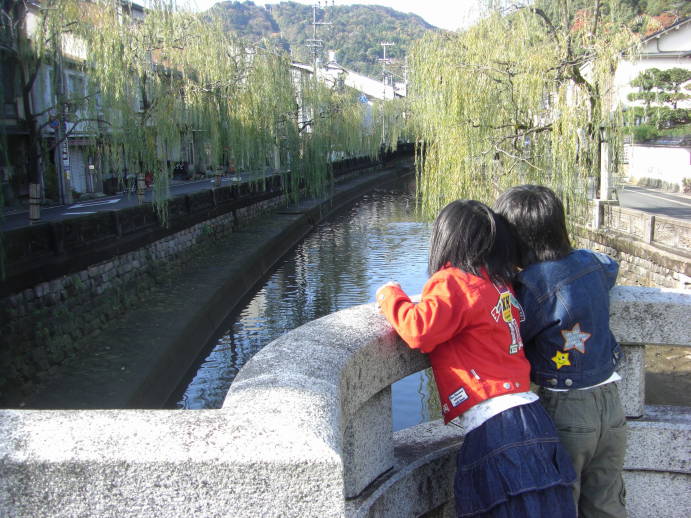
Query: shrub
xmin=629 ymin=124 xmax=659 ymax=143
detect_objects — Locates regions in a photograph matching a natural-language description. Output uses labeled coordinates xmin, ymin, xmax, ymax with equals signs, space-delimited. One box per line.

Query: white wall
xmin=611 ymin=22 xmax=691 ymax=109
xmin=625 ymin=144 xmax=691 ymax=189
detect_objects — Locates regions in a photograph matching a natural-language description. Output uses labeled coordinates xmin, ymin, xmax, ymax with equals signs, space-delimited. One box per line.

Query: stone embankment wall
xmin=1 ymin=193 xmax=282 ymax=395
xmin=576 ymin=226 xmax=690 ymax=289
xmin=0 ymin=149 xmax=410 ymax=404
xmin=582 ymin=200 xmax=691 ymax=289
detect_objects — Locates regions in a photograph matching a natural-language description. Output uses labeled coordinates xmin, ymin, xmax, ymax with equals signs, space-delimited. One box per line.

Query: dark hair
xmin=494 ymin=184 xmax=572 ymax=267
xmin=428 ymin=199 xmax=518 ymax=285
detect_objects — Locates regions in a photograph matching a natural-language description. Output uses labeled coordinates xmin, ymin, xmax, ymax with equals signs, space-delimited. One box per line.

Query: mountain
xmin=207 ymin=1 xmax=437 ymax=78
xmin=206 ymin=1 xmax=691 ymax=78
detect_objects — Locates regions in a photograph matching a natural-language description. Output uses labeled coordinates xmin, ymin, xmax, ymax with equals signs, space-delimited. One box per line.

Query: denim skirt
xmin=454 ymin=400 xmax=577 ymax=518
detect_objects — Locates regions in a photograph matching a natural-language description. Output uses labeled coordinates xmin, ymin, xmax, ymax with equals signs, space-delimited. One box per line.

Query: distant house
xmin=0 ymin=1 xmax=151 ymax=204
xmin=612 ymin=16 xmax=691 ymax=191
xmin=290 ymin=52 xmax=404 ymax=147
xmin=292 ymin=51 xmax=405 ymax=102
xmin=613 ymin=16 xmax=691 ymax=108
xmin=0 ymin=0 xmax=208 ymax=206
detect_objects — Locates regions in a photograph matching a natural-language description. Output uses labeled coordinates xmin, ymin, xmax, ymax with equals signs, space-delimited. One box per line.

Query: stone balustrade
xmin=599 ymin=202 xmax=691 ymax=252
xmin=1 ymin=286 xmax=689 ymax=517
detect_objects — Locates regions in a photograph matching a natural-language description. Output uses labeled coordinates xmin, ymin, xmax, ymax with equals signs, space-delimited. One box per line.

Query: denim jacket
xmin=515 ymin=249 xmax=622 ymax=389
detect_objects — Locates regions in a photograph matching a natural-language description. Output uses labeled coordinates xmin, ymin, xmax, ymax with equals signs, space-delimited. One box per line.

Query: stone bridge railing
xmin=595 ymin=201 xmax=691 ymax=252
xmin=1 ymin=286 xmax=689 ymax=517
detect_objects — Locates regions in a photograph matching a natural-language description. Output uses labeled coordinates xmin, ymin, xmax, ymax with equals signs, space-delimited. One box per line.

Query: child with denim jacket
xmin=495 ymin=185 xmax=626 ymax=518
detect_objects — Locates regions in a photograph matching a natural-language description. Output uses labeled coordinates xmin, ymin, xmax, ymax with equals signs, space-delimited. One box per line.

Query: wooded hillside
xmin=206 ymin=1 xmax=689 ymax=78
xmin=208 ymin=1 xmax=436 ymax=77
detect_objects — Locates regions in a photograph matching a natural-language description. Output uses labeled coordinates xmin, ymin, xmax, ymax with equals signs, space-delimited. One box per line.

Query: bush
xmin=626 ymin=106 xmax=689 ymax=129
xmin=630 ymin=124 xmax=659 ymax=143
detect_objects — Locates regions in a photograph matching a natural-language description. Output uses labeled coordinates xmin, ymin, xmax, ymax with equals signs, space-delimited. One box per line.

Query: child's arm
xmin=515 ymin=283 xmax=542 ymax=344
xmin=376 ymin=276 xmax=465 ymax=353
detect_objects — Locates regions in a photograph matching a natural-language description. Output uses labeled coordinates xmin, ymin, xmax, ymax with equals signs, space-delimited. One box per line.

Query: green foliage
xmin=626 ymin=106 xmax=689 ymax=128
xmin=0 ymin=0 xmax=396 ymax=228
xmin=211 ymin=1 xmax=434 ymax=77
xmin=206 ymin=0 xmax=689 ymax=80
xmin=626 ymin=67 xmax=690 ymax=141
xmin=629 ymin=124 xmax=660 ymax=142
xmin=628 ymin=67 xmax=691 ymax=109
xmin=409 ymin=1 xmax=637 ymax=219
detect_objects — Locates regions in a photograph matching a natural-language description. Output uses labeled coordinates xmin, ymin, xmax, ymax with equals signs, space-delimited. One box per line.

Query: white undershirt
xmin=451 ymin=391 xmax=539 ymax=434
xmin=449 ymin=373 xmax=622 ymax=434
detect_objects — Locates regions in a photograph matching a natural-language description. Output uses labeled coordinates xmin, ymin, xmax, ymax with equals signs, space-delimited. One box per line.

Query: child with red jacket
xmin=376 ymin=200 xmax=576 ymax=518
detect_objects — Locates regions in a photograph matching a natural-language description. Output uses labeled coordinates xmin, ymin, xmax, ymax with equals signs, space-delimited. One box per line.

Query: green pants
xmin=538 ymin=382 xmax=627 ymax=518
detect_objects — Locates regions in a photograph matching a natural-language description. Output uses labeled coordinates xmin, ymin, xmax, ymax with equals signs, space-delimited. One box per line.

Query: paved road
xmin=4 ymin=179 xmax=689 ymax=232
xmin=1 ymin=174 xmax=253 ymax=232
xmin=617 ymin=185 xmax=691 ymax=221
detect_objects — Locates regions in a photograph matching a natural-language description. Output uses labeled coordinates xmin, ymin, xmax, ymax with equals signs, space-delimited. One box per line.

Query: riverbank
xmin=12 ymin=158 xmax=414 ymax=409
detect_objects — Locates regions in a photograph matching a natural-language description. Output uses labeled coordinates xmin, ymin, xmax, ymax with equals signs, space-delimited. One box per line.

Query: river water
xmin=177 ymin=178 xmax=441 ymax=431
xmin=175 ymin=178 xmax=690 ymax=423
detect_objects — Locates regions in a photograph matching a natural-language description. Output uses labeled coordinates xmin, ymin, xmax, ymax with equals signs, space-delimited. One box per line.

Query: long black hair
xmin=428 ymin=200 xmax=518 ymax=285
xmin=494 ymin=185 xmax=572 ymax=267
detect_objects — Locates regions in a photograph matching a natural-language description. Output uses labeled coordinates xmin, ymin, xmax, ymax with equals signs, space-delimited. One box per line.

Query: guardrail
xmin=1 ymin=286 xmax=689 ymax=517
xmin=594 ymin=201 xmax=691 ymax=252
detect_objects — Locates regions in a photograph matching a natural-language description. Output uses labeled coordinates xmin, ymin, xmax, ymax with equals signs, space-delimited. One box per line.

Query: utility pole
xmin=305 ymin=2 xmax=332 ymax=76
xmin=54 ymin=38 xmax=72 ymax=208
xmin=378 ymin=42 xmax=394 ymax=147
xmin=378 ymin=42 xmax=394 ymax=98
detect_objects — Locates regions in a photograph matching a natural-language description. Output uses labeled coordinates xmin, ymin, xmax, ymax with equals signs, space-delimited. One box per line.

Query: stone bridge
xmin=1 ymin=286 xmax=689 ymax=517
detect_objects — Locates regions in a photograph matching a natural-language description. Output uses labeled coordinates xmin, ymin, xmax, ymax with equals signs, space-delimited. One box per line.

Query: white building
xmin=612 ymin=17 xmax=691 ymax=110
xmin=613 ymin=17 xmax=691 ymax=191
xmin=292 ymin=51 xmax=406 ymax=102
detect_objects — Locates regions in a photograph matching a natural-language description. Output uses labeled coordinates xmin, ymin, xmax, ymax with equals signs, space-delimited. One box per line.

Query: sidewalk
xmin=1 ymin=171 xmax=284 ymax=227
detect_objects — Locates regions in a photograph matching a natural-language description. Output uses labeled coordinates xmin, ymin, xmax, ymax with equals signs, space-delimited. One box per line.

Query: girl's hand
xmin=375 ymin=281 xmax=400 ymax=312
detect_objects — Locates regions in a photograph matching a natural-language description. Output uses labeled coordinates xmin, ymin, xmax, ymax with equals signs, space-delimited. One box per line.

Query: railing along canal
xmin=593 ymin=200 xmax=691 ymax=253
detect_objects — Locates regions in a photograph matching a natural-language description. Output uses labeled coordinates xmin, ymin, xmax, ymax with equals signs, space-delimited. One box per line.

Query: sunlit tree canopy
xmin=0 ymin=0 xmax=408 ymax=223
xmin=408 ymin=0 xmax=638 ymax=218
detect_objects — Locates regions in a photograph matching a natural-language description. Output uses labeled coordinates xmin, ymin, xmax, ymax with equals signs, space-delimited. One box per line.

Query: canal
xmin=172 ymin=177 xmax=690 ymax=424
xmin=174 ymin=177 xmax=441 ymax=431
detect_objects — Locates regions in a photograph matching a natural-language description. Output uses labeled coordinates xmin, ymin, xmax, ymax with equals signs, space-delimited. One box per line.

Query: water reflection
xmin=178 ymin=182 xmax=440 ymax=431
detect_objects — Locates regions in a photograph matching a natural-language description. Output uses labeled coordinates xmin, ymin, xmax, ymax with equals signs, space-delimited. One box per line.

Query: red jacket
xmin=379 ymin=266 xmax=531 ymax=423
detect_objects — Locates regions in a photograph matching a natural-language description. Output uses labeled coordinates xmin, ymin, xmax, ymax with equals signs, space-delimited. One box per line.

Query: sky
xmin=178 ymin=1 xmax=484 ymax=32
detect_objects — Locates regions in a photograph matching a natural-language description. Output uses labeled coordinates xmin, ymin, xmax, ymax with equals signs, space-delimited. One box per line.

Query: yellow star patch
xmin=552 ymin=350 xmax=571 ymax=370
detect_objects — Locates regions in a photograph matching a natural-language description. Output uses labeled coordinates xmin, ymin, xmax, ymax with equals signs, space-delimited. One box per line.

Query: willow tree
xmin=74 ymin=1 xmax=302 ymax=220
xmin=68 ymin=0 xmax=393 ymax=216
xmin=409 ymin=0 xmax=637 ymax=218
xmin=290 ymin=74 xmax=404 ymax=199
xmin=1 ymin=0 xmax=404 ymax=233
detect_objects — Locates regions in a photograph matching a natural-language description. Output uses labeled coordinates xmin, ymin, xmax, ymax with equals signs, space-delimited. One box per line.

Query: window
xmin=66 ymin=73 xmax=86 ymax=119
xmin=67 ymin=74 xmax=85 ymax=104
xmin=1 ymin=58 xmax=18 ymax=118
